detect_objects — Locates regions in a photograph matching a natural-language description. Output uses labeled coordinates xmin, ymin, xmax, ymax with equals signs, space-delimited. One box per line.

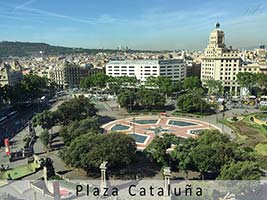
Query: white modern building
xmin=106 ymin=59 xmax=186 ymax=83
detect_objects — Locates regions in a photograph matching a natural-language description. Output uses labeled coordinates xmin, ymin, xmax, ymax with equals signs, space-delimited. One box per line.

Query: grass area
xmin=0 ymin=162 xmax=39 ymax=180
xmin=255 ymin=143 xmax=267 ymax=156
xmin=221 ymin=113 xmax=267 ymax=155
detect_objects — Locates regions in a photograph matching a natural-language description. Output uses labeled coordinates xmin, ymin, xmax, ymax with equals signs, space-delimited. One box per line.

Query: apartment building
xmin=49 ymin=61 xmax=101 ymax=89
xmin=0 ymin=61 xmax=23 ymax=87
xmin=201 ymin=23 xmax=267 ymax=95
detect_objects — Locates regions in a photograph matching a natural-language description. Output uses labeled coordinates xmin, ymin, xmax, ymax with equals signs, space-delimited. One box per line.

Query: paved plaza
xmin=102 ymin=116 xmax=220 ymax=150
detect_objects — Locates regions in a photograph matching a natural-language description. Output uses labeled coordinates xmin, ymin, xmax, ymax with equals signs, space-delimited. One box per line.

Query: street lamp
xmin=133 ymin=116 xmax=135 ymax=134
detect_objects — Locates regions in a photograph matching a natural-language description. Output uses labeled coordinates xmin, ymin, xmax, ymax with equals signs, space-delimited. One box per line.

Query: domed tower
xmin=207 ymin=22 xmax=225 ymax=49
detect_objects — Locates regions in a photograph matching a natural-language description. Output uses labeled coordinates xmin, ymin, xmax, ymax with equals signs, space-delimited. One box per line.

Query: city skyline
xmin=0 ymin=0 xmax=267 ymax=50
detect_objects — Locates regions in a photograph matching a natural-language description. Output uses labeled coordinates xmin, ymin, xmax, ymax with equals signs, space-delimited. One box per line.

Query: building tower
xmin=201 ymin=23 xmax=241 ymax=95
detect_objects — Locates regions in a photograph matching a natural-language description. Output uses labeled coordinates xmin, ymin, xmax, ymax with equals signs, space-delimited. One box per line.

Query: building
xmin=0 ymin=60 xmax=23 ymax=87
xmin=49 ymin=61 xmax=101 ymax=89
xmin=201 ymin=23 xmax=267 ymax=95
xmin=106 ymin=59 xmax=186 ymax=83
xmin=186 ymin=60 xmax=201 ymax=78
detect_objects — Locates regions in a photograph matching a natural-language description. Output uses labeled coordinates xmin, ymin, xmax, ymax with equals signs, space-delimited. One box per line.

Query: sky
xmin=0 ymin=0 xmax=267 ymax=50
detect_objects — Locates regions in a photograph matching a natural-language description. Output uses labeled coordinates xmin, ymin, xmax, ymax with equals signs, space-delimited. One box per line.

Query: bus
xmin=7 ymin=111 xmax=18 ymax=118
xmin=0 ymin=116 xmax=8 ymax=125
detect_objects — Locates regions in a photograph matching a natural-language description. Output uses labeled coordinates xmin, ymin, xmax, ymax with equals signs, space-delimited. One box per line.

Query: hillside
xmin=0 ymin=41 xmax=138 ymax=57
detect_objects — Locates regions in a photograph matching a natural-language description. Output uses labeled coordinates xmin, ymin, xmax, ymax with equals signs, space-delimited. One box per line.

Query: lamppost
xmin=133 ymin=116 xmax=135 ymax=134
xmin=163 ymin=167 xmax=172 ymax=198
xmin=100 ymin=161 xmax=108 ymax=192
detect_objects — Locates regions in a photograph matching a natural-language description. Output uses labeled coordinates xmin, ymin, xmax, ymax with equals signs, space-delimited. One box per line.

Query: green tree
xmin=117 ymin=89 xmax=136 ymax=110
xmin=56 ymin=95 xmax=97 ymax=125
xmin=183 ymin=77 xmax=202 ymax=91
xmin=170 ymin=138 xmax=197 ymax=179
xmin=176 ymin=92 xmax=211 ymax=113
xmin=40 ymin=129 xmax=50 ymax=150
xmin=218 ymin=161 xmax=261 ymax=180
xmin=146 ymin=134 xmax=184 ymax=167
xmin=21 ymin=74 xmax=49 ymax=99
xmin=256 ymin=73 xmax=267 ymax=95
xmin=80 ymin=73 xmax=108 ymax=89
xmin=60 ymin=117 xmax=100 ymax=146
xmin=145 ymin=76 xmax=173 ymax=97
xmin=237 ymin=72 xmax=257 ymax=94
xmin=191 ymin=144 xmax=223 ymax=179
xmin=206 ymin=80 xmax=224 ymax=96
xmin=136 ymin=88 xmax=166 ymax=109
xmin=107 ymin=76 xmax=138 ymax=94
xmin=61 ymin=132 xmax=136 ymax=171
xmin=32 ymin=110 xmax=56 ymax=130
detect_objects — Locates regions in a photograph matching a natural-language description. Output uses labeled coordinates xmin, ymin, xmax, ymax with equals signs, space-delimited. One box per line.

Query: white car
xmin=260 ymin=101 xmax=267 ymax=106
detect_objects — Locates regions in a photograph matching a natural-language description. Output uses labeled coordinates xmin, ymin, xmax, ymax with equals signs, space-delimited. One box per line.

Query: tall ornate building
xmin=201 ymin=23 xmax=267 ymax=95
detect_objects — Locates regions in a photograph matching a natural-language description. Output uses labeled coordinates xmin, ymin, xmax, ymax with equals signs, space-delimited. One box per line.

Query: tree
xmin=60 ymin=117 xmax=100 ymax=146
xmin=136 ymin=88 xmax=166 ymax=109
xmin=145 ymin=76 xmax=173 ymax=97
xmin=40 ymin=129 xmax=50 ymax=150
xmin=197 ymin=130 xmax=230 ymax=146
xmin=21 ymin=74 xmax=49 ymax=99
xmin=183 ymin=77 xmax=202 ymax=91
xmin=256 ymin=73 xmax=267 ymax=95
xmin=107 ymin=76 xmax=138 ymax=95
xmin=56 ymin=95 xmax=97 ymax=125
xmin=170 ymin=138 xmax=197 ymax=179
xmin=172 ymin=80 xmax=183 ymax=94
xmin=206 ymin=80 xmax=224 ymax=96
xmin=4 ymin=84 xmax=27 ymax=104
xmin=61 ymin=132 xmax=136 ymax=172
xmin=237 ymin=72 xmax=257 ymax=95
xmin=80 ymin=73 xmax=108 ymax=89
xmin=32 ymin=110 xmax=56 ymax=130
xmin=117 ymin=89 xmax=136 ymax=110
xmin=176 ymin=92 xmax=211 ymax=113
xmin=218 ymin=161 xmax=261 ymax=180
xmin=191 ymin=144 xmax=224 ymax=179
xmin=146 ymin=134 xmax=184 ymax=167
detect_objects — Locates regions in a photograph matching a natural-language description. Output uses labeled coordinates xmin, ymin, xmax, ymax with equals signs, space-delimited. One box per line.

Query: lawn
xmin=221 ymin=113 xmax=267 ymax=155
xmin=0 ymin=162 xmax=39 ymax=180
xmin=255 ymin=143 xmax=267 ymax=156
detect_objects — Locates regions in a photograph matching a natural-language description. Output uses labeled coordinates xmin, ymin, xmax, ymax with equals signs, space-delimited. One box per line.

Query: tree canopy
xmin=145 ymin=129 xmax=262 ymax=180
xmin=206 ymin=80 xmax=224 ymax=96
xmin=219 ymin=161 xmax=261 ymax=180
xmin=145 ymin=134 xmax=185 ymax=167
xmin=60 ymin=117 xmax=100 ymax=146
xmin=61 ymin=132 xmax=136 ymax=172
xmin=237 ymin=72 xmax=267 ymax=95
xmin=55 ymin=95 xmax=97 ymax=125
xmin=176 ymin=92 xmax=212 ymax=114
xmin=32 ymin=110 xmax=56 ymax=130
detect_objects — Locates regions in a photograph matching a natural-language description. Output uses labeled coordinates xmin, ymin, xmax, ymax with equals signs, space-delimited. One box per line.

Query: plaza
xmin=102 ymin=116 xmax=220 ymax=150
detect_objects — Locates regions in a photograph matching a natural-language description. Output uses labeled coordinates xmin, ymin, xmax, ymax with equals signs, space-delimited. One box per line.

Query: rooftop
xmin=108 ymin=59 xmax=184 ymax=65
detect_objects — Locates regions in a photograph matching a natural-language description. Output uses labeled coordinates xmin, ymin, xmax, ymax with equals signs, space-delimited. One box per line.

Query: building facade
xmin=201 ymin=23 xmax=267 ymax=95
xmin=49 ymin=61 xmax=102 ymax=89
xmin=0 ymin=61 xmax=23 ymax=87
xmin=106 ymin=59 xmax=186 ymax=83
